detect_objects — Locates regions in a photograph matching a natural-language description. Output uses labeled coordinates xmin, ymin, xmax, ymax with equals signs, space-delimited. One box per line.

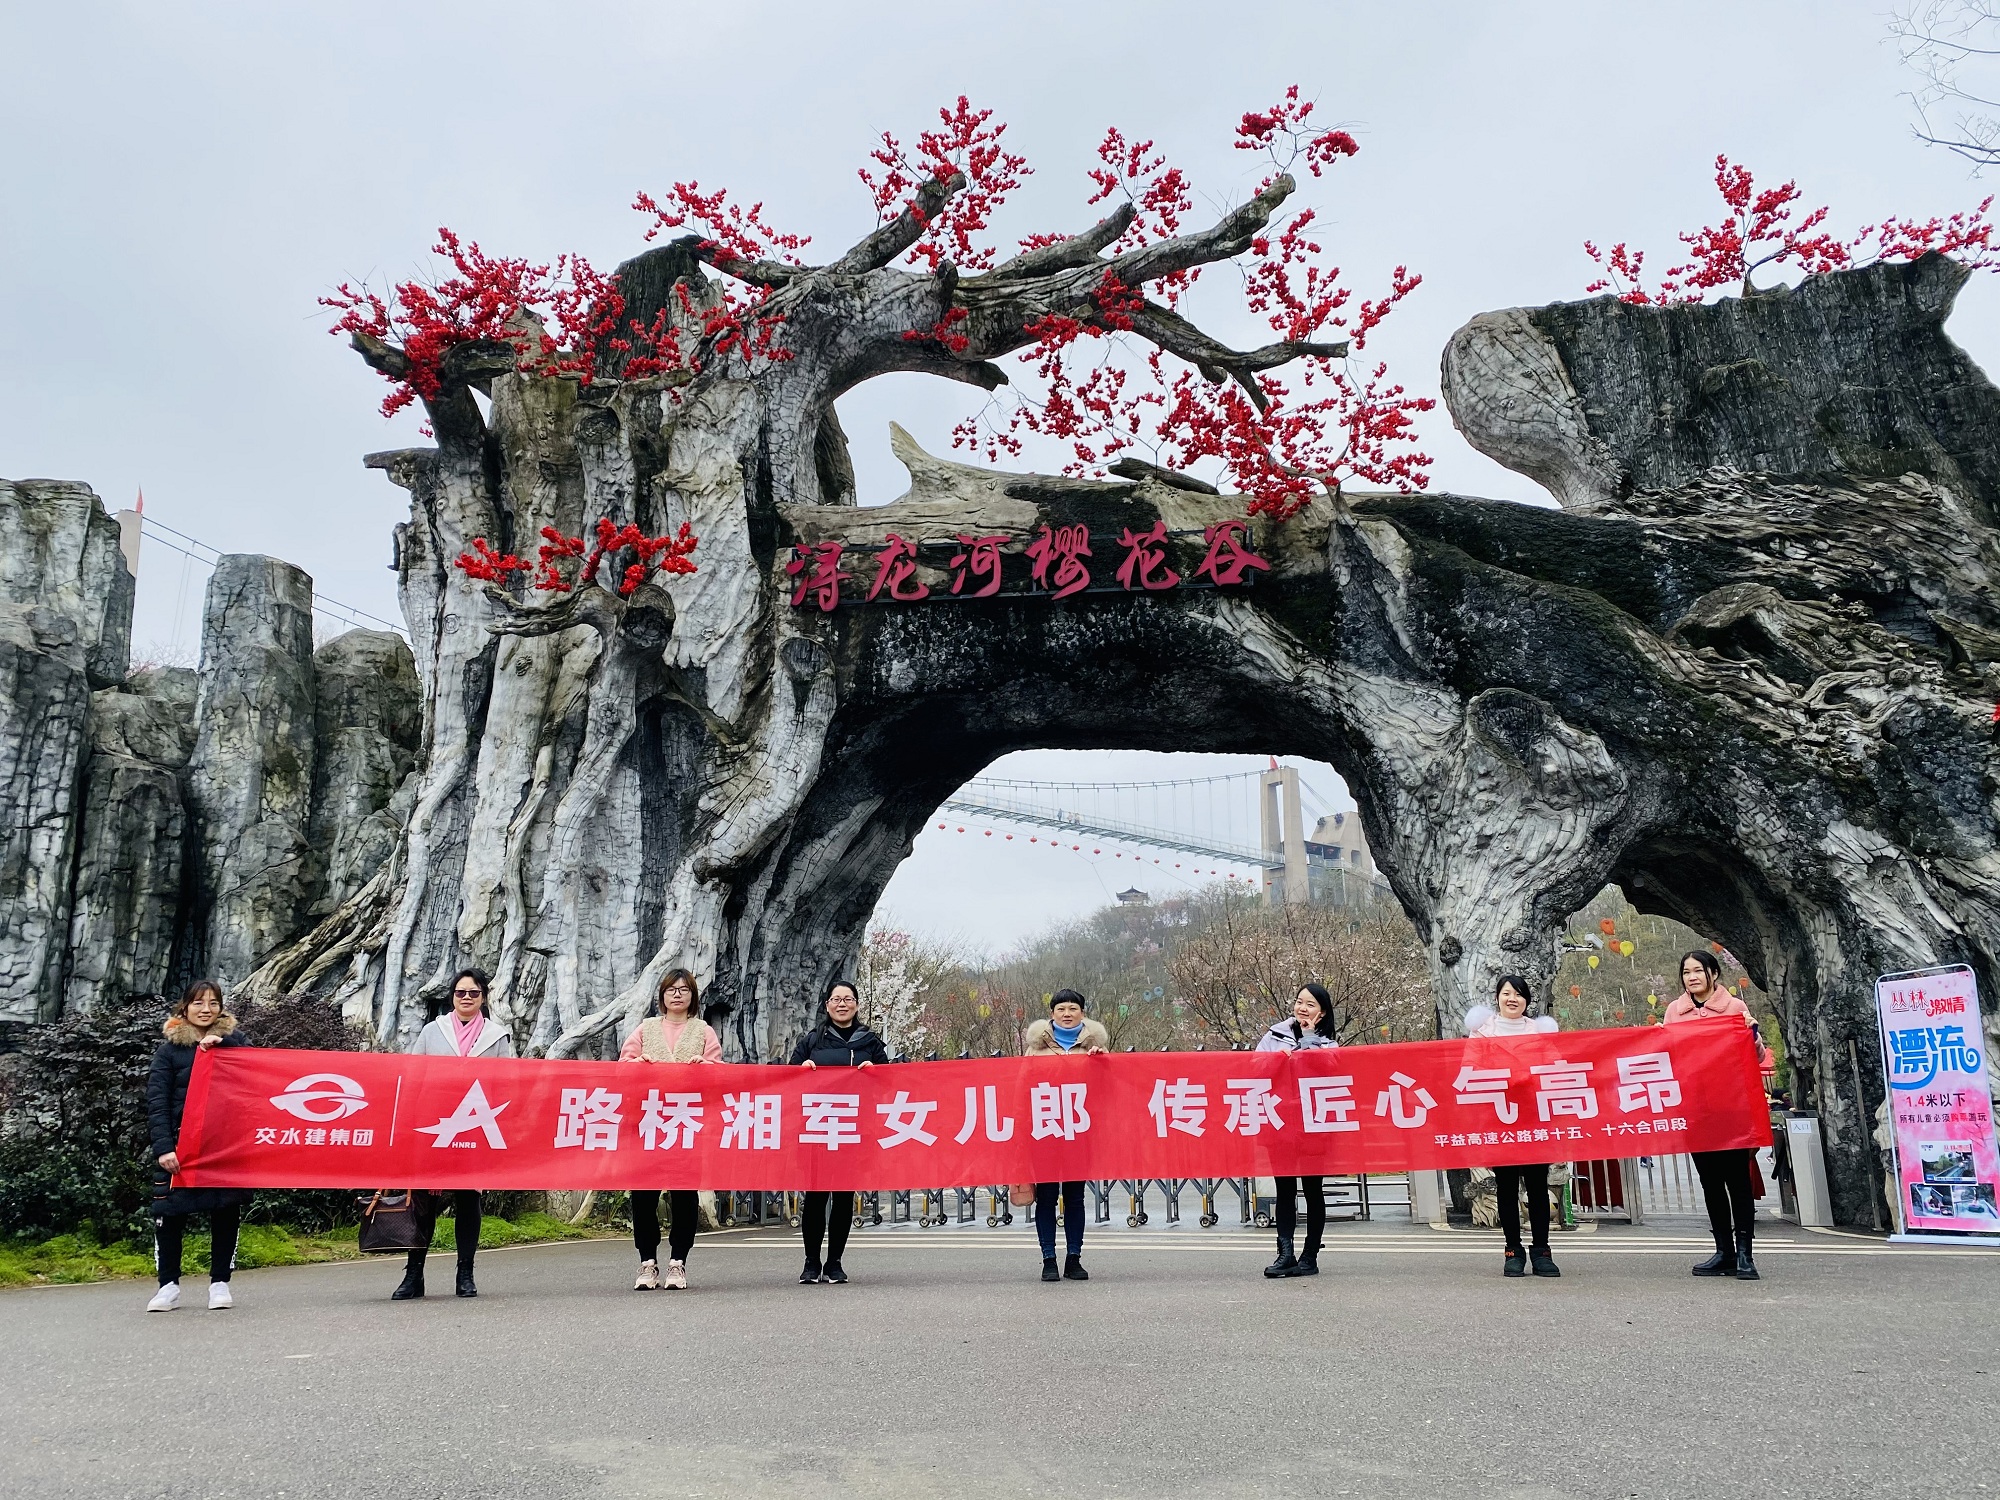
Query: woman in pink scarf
xmin=396 ymin=968 xmax=516 ymax=1301
xmin=1663 ymin=949 xmax=1773 ymax=1281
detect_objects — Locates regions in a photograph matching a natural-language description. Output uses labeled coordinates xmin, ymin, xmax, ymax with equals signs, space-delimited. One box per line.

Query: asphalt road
xmin=5 ymin=1220 xmax=1996 ymax=1500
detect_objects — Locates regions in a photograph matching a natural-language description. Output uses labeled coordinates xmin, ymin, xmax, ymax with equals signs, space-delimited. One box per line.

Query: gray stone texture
xmin=62 ymin=668 xmax=197 ymax=1011
xmin=0 ymin=480 xmax=133 ymax=1021
xmin=309 ymin=629 xmax=420 ymax=916
xmin=185 ymin=555 xmax=317 ymax=987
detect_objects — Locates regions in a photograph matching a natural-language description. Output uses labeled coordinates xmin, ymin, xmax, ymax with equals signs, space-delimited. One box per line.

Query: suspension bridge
xmin=935 ymin=763 xmax=1393 ymax=905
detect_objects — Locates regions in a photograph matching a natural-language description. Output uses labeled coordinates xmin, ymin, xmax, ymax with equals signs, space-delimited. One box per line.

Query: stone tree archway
xmin=238 ymin=155 xmax=1999 ymax=1228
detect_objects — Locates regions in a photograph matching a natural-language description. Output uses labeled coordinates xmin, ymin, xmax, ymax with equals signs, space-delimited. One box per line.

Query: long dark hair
xmin=446 ymin=967 xmax=492 ymax=1018
xmin=1293 ymin=982 xmax=1335 ymax=1037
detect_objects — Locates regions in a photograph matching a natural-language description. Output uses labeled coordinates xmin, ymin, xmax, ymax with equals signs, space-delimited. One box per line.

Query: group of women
xmin=140 ymin=949 xmax=1774 ymax=1310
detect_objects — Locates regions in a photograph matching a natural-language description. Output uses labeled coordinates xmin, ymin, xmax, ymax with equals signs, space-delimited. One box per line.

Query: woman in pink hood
xmin=1663 ymin=949 xmax=1773 ymax=1281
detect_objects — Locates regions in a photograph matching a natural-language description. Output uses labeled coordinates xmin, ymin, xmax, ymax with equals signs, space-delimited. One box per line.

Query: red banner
xmin=176 ymin=1025 xmax=1769 ymax=1190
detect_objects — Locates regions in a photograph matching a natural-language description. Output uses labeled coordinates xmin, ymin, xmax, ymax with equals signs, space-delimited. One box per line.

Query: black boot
xmin=1041 ymin=1257 xmax=1060 ymax=1282
xmin=1283 ymin=1243 xmax=1320 ymax=1277
xmin=1264 ymin=1233 xmax=1297 ymax=1278
xmin=1063 ymin=1254 xmax=1089 ymax=1281
xmin=455 ymin=1257 xmax=477 ymax=1298
xmin=1530 ymin=1245 xmax=1561 ymax=1278
xmin=391 ymin=1263 xmax=425 ymax=1300
xmin=1691 ymin=1232 xmax=1737 ymax=1277
xmin=1503 ymin=1245 xmax=1526 ymax=1278
xmin=1732 ymin=1232 xmax=1759 ymax=1281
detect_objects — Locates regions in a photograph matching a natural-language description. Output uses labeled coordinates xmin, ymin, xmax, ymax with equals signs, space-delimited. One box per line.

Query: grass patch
xmin=0 ymin=1232 xmax=155 ymax=1286
xmin=477 ymin=1211 xmax=596 ymax=1249
xmin=1 ymin=1211 xmax=607 ymax=1289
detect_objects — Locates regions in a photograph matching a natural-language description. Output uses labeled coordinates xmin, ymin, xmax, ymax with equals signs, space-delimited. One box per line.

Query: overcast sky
xmin=4 ymin=1 xmax=1994 ymax=954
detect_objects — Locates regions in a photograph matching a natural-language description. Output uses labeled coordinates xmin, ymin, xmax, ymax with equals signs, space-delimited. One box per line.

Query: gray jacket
xmin=413 ymin=1015 xmax=516 ymax=1058
xmin=1256 ymin=1019 xmax=1339 ymax=1052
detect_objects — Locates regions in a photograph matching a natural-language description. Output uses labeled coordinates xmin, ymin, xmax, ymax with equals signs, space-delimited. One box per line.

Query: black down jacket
xmin=788 ymin=1020 xmax=891 ymax=1068
xmin=147 ymin=1014 xmax=253 ymax=1216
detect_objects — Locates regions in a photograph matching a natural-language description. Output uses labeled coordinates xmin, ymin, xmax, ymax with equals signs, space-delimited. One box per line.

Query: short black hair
xmin=1494 ymin=975 xmax=1535 ymax=1010
xmin=1049 ymin=989 xmax=1087 ymax=1011
xmin=821 ymin=978 xmax=860 ymax=1014
xmin=447 ymin=967 xmax=493 ymax=1017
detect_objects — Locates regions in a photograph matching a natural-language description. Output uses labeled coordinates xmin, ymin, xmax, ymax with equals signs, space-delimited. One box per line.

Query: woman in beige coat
xmin=1023 ymin=989 xmax=1107 ymax=1283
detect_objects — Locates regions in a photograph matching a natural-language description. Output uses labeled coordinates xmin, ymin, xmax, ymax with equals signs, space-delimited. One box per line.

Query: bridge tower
xmin=1260 ymin=764 xmax=1311 ymax=907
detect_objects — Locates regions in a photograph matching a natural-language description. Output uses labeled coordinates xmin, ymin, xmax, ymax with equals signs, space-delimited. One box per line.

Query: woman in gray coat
xmin=394 ymin=968 xmax=515 ymax=1301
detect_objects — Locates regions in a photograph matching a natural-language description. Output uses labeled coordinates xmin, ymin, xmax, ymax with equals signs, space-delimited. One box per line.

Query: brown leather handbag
xmin=356 ymin=1189 xmax=427 ymax=1253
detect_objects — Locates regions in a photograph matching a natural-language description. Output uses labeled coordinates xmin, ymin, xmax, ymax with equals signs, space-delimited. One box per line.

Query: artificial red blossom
xmin=954 ymin=89 xmax=1432 ymax=521
xmin=1585 ymin=155 xmax=1998 ymax=303
xmin=339 ymin=87 xmax=1432 ymax=526
xmin=860 ymin=96 xmax=1030 ymax=270
xmin=1234 ymin=85 xmax=1361 ymax=178
xmin=321 ymin=230 xmax=628 ymax=419
xmin=454 ymin=519 xmax=699 ymax=595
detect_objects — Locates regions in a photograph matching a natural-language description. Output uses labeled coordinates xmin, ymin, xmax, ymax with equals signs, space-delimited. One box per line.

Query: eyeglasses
xmin=664 ymin=984 xmax=694 ymax=994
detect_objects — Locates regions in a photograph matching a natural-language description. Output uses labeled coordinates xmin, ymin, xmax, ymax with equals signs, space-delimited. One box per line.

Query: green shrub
xmin=0 ymin=993 xmax=162 ymax=1241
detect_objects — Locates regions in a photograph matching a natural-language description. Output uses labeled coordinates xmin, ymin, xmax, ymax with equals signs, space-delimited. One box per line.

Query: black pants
xmin=1274 ymin=1176 xmax=1326 ymax=1255
xmin=1492 ymin=1163 xmax=1552 ymax=1250
xmin=406 ymin=1190 xmax=481 ymax=1274
xmin=1034 ymin=1181 xmax=1086 ymax=1259
xmin=153 ymin=1205 xmax=240 ymax=1286
xmin=1693 ymin=1148 xmax=1756 ymax=1242
xmin=800 ymin=1190 xmax=853 ymax=1267
xmin=632 ymin=1190 xmax=699 ymax=1263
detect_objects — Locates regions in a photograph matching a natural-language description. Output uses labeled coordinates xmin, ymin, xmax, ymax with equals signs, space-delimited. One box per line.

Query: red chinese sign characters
xmin=788 ymin=522 xmax=1270 ymax=612
xmin=1114 ymin=520 xmax=1182 ymax=591
xmin=948 ymin=534 xmax=1008 ymax=597
xmin=1193 ymin=519 xmax=1272 ymax=587
xmin=866 ymin=533 xmax=929 ymax=602
xmin=1025 ymin=523 xmax=1094 ymax=599
xmin=786 ymin=540 xmax=845 ymax=612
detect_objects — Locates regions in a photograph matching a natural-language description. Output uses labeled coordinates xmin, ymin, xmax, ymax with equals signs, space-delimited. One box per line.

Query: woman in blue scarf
xmin=1022 ymin=989 xmax=1108 ymax=1282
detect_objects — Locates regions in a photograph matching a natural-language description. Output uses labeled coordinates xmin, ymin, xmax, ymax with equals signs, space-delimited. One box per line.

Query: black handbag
xmin=356 ymin=1189 xmax=427 ymax=1253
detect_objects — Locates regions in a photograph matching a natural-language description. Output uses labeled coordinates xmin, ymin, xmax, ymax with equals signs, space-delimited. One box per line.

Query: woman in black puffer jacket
xmin=788 ymin=979 xmax=889 ymax=1286
xmin=145 ymin=980 xmax=252 ymax=1312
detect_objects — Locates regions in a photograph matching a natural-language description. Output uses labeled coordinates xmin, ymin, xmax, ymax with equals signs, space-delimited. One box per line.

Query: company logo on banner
xmin=1876 ymin=965 xmax=2000 ymax=1237
xmin=269 ymin=1073 xmax=369 ymax=1122
xmin=416 ymin=1081 xmax=511 ymax=1149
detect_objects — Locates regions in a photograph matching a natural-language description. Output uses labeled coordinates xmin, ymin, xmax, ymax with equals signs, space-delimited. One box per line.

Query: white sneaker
xmin=664 ymin=1260 xmax=688 ymax=1290
xmin=634 ymin=1259 xmax=661 ymax=1291
xmin=208 ymin=1282 xmax=234 ymax=1310
xmin=147 ymin=1283 xmax=180 ymax=1312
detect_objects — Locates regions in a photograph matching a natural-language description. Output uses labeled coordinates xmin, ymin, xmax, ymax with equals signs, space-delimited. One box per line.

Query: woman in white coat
xmin=1464 ymin=975 xmax=1561 ymax=1278
xmin=1255 ymin=983 xmax=1339 ymax=1279
xmin=394 ymin=968 xmax=516 ymax=1301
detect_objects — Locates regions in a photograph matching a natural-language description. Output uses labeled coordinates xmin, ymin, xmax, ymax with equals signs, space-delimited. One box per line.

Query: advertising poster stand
xmin=1875 ymin=965 xmax=2000 ymax=1246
